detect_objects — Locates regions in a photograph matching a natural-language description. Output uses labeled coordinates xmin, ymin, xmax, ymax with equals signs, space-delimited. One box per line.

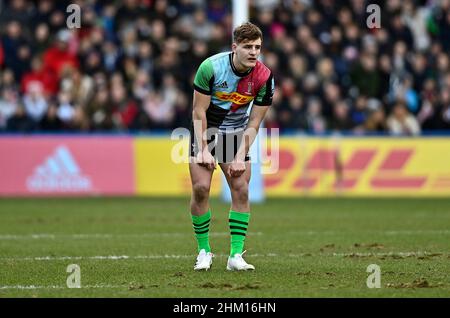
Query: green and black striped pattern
xmin=191 ymin=210 xmax=211 ymax=253
xmin=229 ymin=210 xmax=251 ymax=256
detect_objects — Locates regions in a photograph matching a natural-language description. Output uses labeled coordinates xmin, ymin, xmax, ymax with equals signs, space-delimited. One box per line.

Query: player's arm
xmin=229 ymin=73 xmax=274 ymax=177
xmin=234 ymin=105 xmax=270 ymax=162
xmin=235 ymin=73 xmax=274 ymax=162
xmin=192 ymin=90 xmax=211 ymax=152
xmin=192 ymin=58 xmax=216 ymax=169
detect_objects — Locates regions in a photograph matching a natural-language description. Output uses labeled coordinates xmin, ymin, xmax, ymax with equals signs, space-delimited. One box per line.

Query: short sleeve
xmin=193 ymin=58 xmax=214 ymax=95
xmin=253 ymin=72 xmax=274 ymax=106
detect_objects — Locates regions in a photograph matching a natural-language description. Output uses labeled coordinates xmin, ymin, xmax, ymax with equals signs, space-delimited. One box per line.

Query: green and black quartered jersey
xmin=193 ymin=51 xmax=275 ymax=133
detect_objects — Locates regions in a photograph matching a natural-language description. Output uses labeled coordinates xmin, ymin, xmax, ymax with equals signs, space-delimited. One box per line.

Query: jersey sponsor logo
xmin=216 ymin=81 xmax=228 ymax=88
xmin=215 ymin=91 xmax=254 ymax=106
xmin=26 ymin=145 xmax=92 ymax=192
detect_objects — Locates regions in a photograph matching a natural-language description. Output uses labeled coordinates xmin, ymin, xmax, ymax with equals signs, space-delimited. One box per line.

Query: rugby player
xmin=189 ymin=22 xmax=274 ymax=271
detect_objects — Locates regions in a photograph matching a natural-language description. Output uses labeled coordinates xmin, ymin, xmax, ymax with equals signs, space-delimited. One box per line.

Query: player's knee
xmin=231 ymin=182 xmax=249 ymax=203
xmin=192 ymin=182 xmax=211 ymax=202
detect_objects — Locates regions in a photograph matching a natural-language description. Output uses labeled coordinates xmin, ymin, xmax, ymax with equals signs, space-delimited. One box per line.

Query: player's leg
xmin=190 ymin=162 xmax=214 ymax=216
xmin=219 ymin=161 xmax=255 ymax=270
xmin=220 ymin=161 xmax=251 ymax=212
xmin=189 ymin=162 xmax=214 ymax=270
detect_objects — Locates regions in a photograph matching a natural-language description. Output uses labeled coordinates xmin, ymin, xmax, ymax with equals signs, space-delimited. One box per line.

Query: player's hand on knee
xmin=200 ymin=149 xmax=216 ymax=170
xmin=228 ymin=161 xmax=246 ymax=178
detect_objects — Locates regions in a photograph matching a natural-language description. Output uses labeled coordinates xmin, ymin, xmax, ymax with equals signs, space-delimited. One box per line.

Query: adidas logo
xmin=26 ymin=145 xmax=92 ymax=192
xmin=216 ymin=81 xmax=228 ymax=88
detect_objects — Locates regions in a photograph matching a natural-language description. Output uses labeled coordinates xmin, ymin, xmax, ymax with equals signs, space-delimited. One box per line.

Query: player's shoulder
xmin=200 ymin=51 xmax=231 ymax=66
xmin=208 ymin=51 xmax=231 ymax=62
xmin=197 ymin=51 xmax=232 ymax=76
xmin=254 ymin=60 xmax=272 ymax=81
xmin=197 ymin=51 xmax=230 ymax=72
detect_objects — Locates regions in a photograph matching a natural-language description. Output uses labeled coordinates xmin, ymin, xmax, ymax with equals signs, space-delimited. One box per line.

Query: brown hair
xmin=233 ymin=22 xmax=263 ymax=44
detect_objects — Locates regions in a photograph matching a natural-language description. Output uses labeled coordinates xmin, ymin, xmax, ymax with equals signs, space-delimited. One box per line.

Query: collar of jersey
xmin=229 ymin=53 xmax=253 ymax=77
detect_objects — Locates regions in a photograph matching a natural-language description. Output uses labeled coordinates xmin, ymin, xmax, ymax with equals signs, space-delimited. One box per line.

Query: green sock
xmin=191 ymin=210 xmax=211 ymax=253
xmin=229 ymin=210 xmax=250 ymax=256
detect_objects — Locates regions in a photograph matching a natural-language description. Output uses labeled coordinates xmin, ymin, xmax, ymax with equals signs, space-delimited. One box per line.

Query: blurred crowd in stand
xmin=0 ymin=0 xmax=449 ymax=135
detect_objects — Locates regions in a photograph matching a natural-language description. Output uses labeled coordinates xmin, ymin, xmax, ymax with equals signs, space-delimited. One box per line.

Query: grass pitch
xmin=0 ymin=197 xmax=449 ymax=298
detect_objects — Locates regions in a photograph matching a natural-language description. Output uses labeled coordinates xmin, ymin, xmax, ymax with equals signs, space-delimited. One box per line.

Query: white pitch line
xmin=0 ymin=251 xmax=447 ymax=262
xmin=285 ymin=230 xmax=450 ymax=236
xmin=0 ymin=255 xmax=194 ymax=261
xmin=0 ymin=285 xmax=64 ymax=290
xmin=330 ymin=251 xmax=446 ymax=257
xmin=384 ymin=230 xmax=450 ymax=235
xmin=0 ymin=232 xmax=263 ymax=240
xmin=0 ymin=284 xmax=124 ymax=290
xmin=0 ymin=230 xmax=449 ymax=241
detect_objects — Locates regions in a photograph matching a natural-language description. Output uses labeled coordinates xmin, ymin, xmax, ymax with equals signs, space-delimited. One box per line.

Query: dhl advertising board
xmin=134 ymin=136 xmax=450 ymax=197
xmin=263 ymin=137 xmax=450 ymax=197
xmin=1 ymin=136 xmax=449 ymax=197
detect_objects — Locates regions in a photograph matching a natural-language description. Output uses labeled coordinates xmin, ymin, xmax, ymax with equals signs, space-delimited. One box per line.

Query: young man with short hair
xmin=189 ymin=22 xmax=274 ymax=271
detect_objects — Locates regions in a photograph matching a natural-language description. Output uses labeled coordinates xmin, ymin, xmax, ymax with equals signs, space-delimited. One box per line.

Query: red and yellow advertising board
xmin=134 ymin=136 xmax=450 ymax=197
xmin=1 ymin=136 xmax=449 ymax=197
xmin=263 ymin=137 xmax=450 ymax=197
